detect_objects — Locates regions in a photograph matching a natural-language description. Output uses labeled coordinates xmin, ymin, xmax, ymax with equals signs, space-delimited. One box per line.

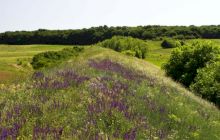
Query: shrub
xmin=31 ymin=46 xmax=83 ymax=69
xmin=99 ymin=36 xmax=148 ymax=59
xmin=163 ymin=41 xmax=220 ymax=87
xmin=161 ymin=38 xmax=181 ymax=48
xmin=190 ymin=62 xmax=220 ymax=106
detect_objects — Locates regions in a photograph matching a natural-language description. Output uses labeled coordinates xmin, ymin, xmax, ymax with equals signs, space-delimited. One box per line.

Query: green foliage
xmin=161 ymin=38 xmax=182 ymax=48
xmin=190 ymin=62 xmax=220 ymax=106
xmin=100 ymin=36 xmax=148 ymax=59
xmin=2 ymin=25 xmax=220 ymax=45
xmin=163 ymin=41 xmax=220 ymax=87
xmin=31 ymin=46 xmax=83 ymax=69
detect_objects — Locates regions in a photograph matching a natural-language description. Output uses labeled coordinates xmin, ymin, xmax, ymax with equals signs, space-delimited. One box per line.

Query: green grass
xmin=145 ymin=40 xmax=172 ymax=67
xmin=0 ymin=46 xmax=219 ymax=139
xmin=0 ymin=44 xmax=72 ymax=83
xmin=1 ymin=39 xmax=220 ymax=83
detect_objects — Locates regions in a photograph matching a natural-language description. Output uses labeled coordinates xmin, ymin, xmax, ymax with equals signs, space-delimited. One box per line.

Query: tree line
xmin=1 ymin=25 xmax=220 ymax=45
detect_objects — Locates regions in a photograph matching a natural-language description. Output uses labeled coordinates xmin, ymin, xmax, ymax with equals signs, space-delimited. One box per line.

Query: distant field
xmin=0 ymin=45 xmax=72 ymax=83
xmin=145 ymin=39 xmax=220 ymax=67
xmin=145 ymin=40 xmax=172 ymax=67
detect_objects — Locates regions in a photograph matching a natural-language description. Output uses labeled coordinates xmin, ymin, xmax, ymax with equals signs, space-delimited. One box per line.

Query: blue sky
xmin=0 ymin=0 xmax=220 ymax=32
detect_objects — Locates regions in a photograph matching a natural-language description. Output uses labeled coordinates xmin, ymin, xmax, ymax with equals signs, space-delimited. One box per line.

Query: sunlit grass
xmin=0 ymin=45 xmax=72 ymax=83
xmin=0 ymin=46 xmax=219 ymax=139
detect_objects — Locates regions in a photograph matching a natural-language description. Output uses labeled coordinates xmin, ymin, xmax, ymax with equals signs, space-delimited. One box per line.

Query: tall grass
xmin=0 ymin=46 xmax=219 ymax=139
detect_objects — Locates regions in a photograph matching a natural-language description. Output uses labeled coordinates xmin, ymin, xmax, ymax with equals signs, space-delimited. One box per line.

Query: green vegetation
xmin=1 ymin=39 xmax=220 ymax=83
xmin=2 ymin=25 xmax=220 ymax=45
xmin=163 ymin=41 xmax=220 ymax=106
xmin=163 ymin=41 xmax=220 ymax=87
xmin=0 ymin=45 xmax=72 ymax=83
xmin=99 ymin=36 xmax=148 ymax=58
xmin=161 ymin=38 xmax=182 ymax=48
xmin=1 ymin=22 xmax=220 ymax=140
xmin=191 ymin=62 xmax=220 ymax=106
xmin=31 ymin=46 xmax=84 ymax=69
xmin=143 ymin=40 xmax=172 ymax=67
xmin=0 ymin=46 xmax=219 ymax=139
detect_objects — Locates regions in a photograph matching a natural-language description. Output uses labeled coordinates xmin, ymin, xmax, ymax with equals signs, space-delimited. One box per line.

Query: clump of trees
xmin=190 ymin=62 xmax=220 ymax=106
xmin=163 ymin=41 xmax=220 ymax=106
xmin=99 ymin=36 xmax=148 ymax=59
xmin=161 ymin=38 xmax=182 ymax=48
xmin=1 ymin=25 xmax=220 ymax=45
xmin=31 ymin=46 xmax=83 ymax=69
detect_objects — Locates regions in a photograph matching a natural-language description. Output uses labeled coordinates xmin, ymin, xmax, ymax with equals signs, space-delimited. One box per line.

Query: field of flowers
xmin=0 ymin=46 xmax=219 ymax=139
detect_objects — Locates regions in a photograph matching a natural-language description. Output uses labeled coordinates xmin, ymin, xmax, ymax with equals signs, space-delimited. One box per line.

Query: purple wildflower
xmin=32 ymin=71 xmax=44 ymax=79
xmin=0 ymin=123 xmax=21 ymax=139
xmin=124 ymin=128 xmax=137 ymax=140
xmin=89 ymin=59 xmax=146 ymax=82
xmin=34 ymin=69 xmax=89 ymax=90
xmin=33 ymin=125 xmax=63 ymax=140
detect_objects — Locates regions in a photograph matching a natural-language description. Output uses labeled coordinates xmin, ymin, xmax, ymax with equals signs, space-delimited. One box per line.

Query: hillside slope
xmin=0 ymin=46 xmax=219 ymax=139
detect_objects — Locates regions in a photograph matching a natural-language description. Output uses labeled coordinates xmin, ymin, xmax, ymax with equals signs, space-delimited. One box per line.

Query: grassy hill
xmin=0 ymin=46 xmax=219 ymax=139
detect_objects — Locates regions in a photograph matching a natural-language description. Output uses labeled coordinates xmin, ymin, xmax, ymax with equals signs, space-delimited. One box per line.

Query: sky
xmin=0 ymin=0 xmax=220 ymax=32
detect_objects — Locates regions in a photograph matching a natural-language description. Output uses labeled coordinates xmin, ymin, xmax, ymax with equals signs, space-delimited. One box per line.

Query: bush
xmin=99 ymin=36 xmax=148 ymax=59
xmin=163 ymin=41 xmax=220 ymax=87
xmin=31 ymin=46 xmax=83 ymax=69
xmin=161 ymin=38 xmax=181 ymax=48
xmin=190 ymin=62 xmax=220 ymax=106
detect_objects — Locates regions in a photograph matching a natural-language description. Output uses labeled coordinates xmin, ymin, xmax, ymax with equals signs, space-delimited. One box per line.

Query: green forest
xmin=1 ymin=25 xmax=220 ymax=45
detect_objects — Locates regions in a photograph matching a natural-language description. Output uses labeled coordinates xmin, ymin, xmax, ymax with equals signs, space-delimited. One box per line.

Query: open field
xmin=0 ymin=45 xmax=72 ymax=83
xmin=145 ymin=40 xmax=172 ymax=67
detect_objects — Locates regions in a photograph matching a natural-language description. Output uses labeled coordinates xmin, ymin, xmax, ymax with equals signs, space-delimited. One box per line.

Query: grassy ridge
xmin=0 ymin=46 xmax=219 ymax=139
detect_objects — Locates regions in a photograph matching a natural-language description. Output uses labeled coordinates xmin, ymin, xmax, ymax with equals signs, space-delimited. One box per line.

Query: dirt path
xmin=0 ymin=71 xmax=12 ymax=81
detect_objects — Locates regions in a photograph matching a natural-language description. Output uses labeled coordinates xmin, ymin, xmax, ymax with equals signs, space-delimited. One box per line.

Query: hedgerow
xmin=99 ymin=36 xmax=148 ymax=59
xmin=31 ymin=46 xmax=83 ymax=69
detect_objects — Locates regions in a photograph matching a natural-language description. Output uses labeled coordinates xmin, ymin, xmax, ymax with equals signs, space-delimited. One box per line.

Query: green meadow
xmin=0 ymin=45 xmax=72 ymax=82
